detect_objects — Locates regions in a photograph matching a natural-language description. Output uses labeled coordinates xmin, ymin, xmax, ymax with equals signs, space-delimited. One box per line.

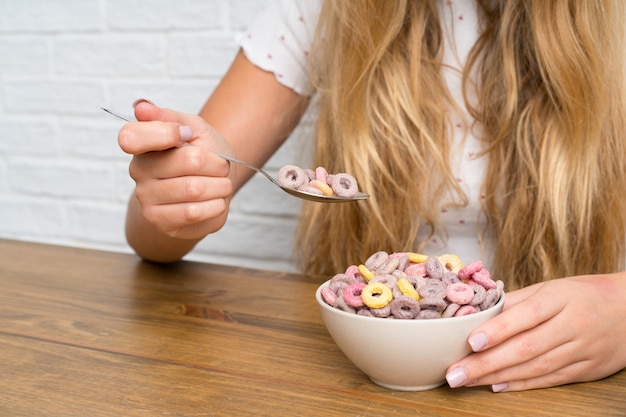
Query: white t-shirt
xmin=237 ymin=0 xmax=492 ymax=267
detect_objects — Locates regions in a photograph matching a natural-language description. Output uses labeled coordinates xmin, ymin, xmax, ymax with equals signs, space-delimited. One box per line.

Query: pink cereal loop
xmin=315 ymin=166 xmax=329 ymax=183
xmin=458 ymin=260 xmax=483 ymax=280
xmin=454 ymin=305 xmax=477 ymax=317
xmin=344 ymin=264 xmax=360 ymax=278
xmin=445 ymin=282 xmax=475 ymax=305
xmin=405 ymin=262 xmax=427 ymax=277
xmin=343 ymin=282 xmax=366 ymax=308
xmin=472 ymin=268 xmax=497 ymax=289
xmin=321 ymin=287 xmax=337 ymax=306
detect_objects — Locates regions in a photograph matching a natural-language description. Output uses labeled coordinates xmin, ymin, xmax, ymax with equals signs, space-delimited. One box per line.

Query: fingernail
xmin=446 ymin=367 xmax=468 ymax=388
xmin=468 ymin=332 xmax=488 ymax=351
xmin=179 ymin=125 xmax=193 ymax=142
xmin=132 ymin=98 xmax=154 ymax=108
xmin=492 ymin=382 xmax=508 ymax=393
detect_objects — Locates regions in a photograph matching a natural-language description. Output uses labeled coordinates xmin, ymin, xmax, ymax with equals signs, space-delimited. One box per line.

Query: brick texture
xmin=0 ymin=0 xmax=313 ymax=273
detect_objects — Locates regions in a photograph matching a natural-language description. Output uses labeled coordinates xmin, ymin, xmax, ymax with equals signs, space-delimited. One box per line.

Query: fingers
xmin=135 ymin=175 xmax=233 ymax=206
xmin=129 ymin=145 xmax=230 ymax=181
xmin=118 ymin=120 xmax=193 ymax=155
xmin=466 ymin=283 xmax=557 ymax=354
xmin=141 ymin=198 xmax=230 ymax=238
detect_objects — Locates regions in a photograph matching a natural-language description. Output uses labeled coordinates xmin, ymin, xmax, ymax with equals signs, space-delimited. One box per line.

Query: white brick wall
xmin=0 ymin=0 xmax=314 ymax=272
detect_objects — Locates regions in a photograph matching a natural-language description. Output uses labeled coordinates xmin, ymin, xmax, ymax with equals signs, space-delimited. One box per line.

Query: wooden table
xmin=1 ymin=239 xmax=624 ymax=416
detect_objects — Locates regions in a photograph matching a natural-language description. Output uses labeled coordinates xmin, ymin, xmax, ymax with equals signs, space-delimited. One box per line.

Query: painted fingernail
xmin=179 ymin=125 xmax=193 ymax=142
xmin=468 ymin=332 xmax=488 ymax=351
xmin=446 ymin=367 xmax=468 ymax=388
xmin=132 ymin=98 xmax=154 ymax=108
xmin=492 ymin=382 xmax=508 ymax=393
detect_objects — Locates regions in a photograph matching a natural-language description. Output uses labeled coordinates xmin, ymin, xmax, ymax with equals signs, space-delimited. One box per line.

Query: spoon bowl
xmin=213 ymin=153 xmax=370 ymax=203
xmin=102 ymin=107 xmax=369 ymax=203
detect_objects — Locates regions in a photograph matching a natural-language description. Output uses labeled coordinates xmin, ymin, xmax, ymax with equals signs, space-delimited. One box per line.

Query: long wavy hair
xmin=295 ymin=0 xmax=626 ymax=289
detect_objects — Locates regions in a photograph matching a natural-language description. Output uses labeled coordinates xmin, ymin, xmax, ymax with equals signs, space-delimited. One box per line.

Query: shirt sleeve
xmin=236 ymin=0 xmax=321 ymax=96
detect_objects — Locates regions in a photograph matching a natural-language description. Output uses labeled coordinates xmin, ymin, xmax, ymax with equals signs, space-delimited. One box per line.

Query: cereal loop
xmin=472 ymin=268 xmax=497 ymax=289
xmin=309 ymin=179 xmax=334 ymax=196
xmin=458 ymin=260 xmax=483 ymax=280
xmin=407 ymin=252 xmax=428 ymax=263
xmin=277 ymin=165 xmax=308 ymax=189
xmin=364 ymin=251 xmax=388 ymax=271
xmin=343 ymin=282 xmax=366 ymax=308
xmin=358 ymin=264 xmax=375 ymax=282
xmin=397 ymin=277 xmax=420 ymax=300
xmin=425 ymin=256 xmax=444 ymax=280
xmin=437 ymin=253 xmax=463 ymax=274
xmin=331 ymin=173 xmax=358 ymax=198
xmin=390 ymin=296 xmax=421 ymax=319
xmin=361 ymin=282 xmax=393 ymax=309
xmin=445 ymin=282 xmax=475 ymax=305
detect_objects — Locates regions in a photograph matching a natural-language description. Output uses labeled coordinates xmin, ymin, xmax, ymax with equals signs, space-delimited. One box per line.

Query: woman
xmin=118 ymin=0 xmax=626 ymax=392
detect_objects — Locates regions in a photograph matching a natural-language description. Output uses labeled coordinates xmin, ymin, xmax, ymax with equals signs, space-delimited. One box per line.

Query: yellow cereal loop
xmin=407 ymin=252 xmax=428 ymax=263
xmin=397 ymin=277 xmax=420 ymax=301
xmin=437 ymin=253 xmax=463 ymax=274
xmin=361 ymin=282 xmax=393 ymax=309
xmin=310 ymin=180 xmax=334 ymax=196
xmin=358 ymin=264 xmax=374 ymax=282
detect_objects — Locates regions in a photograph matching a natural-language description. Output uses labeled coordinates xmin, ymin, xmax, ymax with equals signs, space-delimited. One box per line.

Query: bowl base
xmin=369 ymin=378 xmax=446 ymax=391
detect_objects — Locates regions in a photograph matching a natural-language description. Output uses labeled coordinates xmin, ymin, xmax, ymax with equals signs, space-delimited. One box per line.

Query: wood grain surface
xmin=1 ymin=239 xmax=624 ymax=416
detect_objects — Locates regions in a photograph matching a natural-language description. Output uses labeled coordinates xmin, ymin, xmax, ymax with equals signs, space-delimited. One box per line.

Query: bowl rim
xmin=315 ymin=279 xmax=505 ymax=324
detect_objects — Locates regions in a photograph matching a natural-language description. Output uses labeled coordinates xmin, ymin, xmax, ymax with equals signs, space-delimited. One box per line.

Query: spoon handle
xmin=211 ymin=152 xmax=281 ymax=187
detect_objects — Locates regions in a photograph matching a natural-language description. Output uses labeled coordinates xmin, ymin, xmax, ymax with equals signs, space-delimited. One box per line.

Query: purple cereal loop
xmin=304 ymin=168 xmax=315 ymax=181
xmin=356 ymin=308 xmax=373 ymax=317
xmin=333 ymin=291 xmax=356 ymax=314
xmin=370 ymin=274 xmax=397 ymax=288
xmin=419 ymin=296 xmax=448 ymax=312
xmin=364 ymin=251 xmax=388 ymax=271
xmin=370 ymin=305 xmax=392 ymax=318
xmin=496 ymin=280 xmax=505 ymax=297
xmin=407 ymin=275 xmax=426 ymax=289
xmin=390 ymin=295 xmax=421 ymax=319
xmin=425 ymin=256 xmax=444 ymax=280
xmin=454 ymin=305 xmax=477 ymax=317
xmin=376 ymin=256 xmax=400 ymax=275
xmin=297 ymin=184 xmax=324 ymax=195
xmin=343 ymin=282 xmax=366 ymax=308
xmin=470 ymin=284 xmax=487 ymax=306
xmin=395 ymin=254 xmax=410 ymax=271
xmin=277 ymin=165 xmax=308 ymax=189
xmin=442 ymin=303 xmax=461 ymax=318
xmin=418 ymin=280 xmax=446 ymax=299
xmin=391 ymin=269 xmax=407 ymax=280
xmin=445 ymin=282 xmax=475 ymax=305
xmin=328 ymin=280 xmax=349 ymax=293
xmin=472 ymin=268 xmax=497 ymax=289
xmin=458 ymin=260 xmax=483 ymax=280
xmin=442 ymin=271 xmax=461 ymax=286
xmin=330 ymin=273 xmax=355 ymax=284
xmin=417 ymin=309 xmax=441 ymax=319
xmin=480 ymin=288 xmax=499 ymax=310
xmin=331 ymin=173 xmax=358 ymax=198
xmin=321 ymin=287 xmax=337 ymax=306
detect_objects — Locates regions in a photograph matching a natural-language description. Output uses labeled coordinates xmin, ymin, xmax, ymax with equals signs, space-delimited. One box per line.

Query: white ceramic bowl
xmin=315 ymin=281 xmax=505 ymax=391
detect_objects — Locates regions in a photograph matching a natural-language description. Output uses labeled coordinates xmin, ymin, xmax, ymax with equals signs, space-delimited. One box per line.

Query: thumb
xmin=132 ymin=98 xmax=190 ymax=125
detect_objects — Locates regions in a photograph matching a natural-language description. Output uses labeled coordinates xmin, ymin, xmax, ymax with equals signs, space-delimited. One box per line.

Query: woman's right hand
xmin=118 ymin=99 xmax=235 ymax=243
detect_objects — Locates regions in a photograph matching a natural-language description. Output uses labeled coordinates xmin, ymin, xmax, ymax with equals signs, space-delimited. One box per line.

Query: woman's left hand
xmin=445 ymin=272 xmax=626 ymax=392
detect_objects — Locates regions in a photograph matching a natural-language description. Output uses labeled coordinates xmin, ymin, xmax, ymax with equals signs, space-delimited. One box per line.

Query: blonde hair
xmin=296 ymin=0 xmax=626 ymax=289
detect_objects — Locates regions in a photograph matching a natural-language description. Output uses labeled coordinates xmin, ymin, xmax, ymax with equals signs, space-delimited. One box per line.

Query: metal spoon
xmin=102 ymin=107 xmax=370 ymax=203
